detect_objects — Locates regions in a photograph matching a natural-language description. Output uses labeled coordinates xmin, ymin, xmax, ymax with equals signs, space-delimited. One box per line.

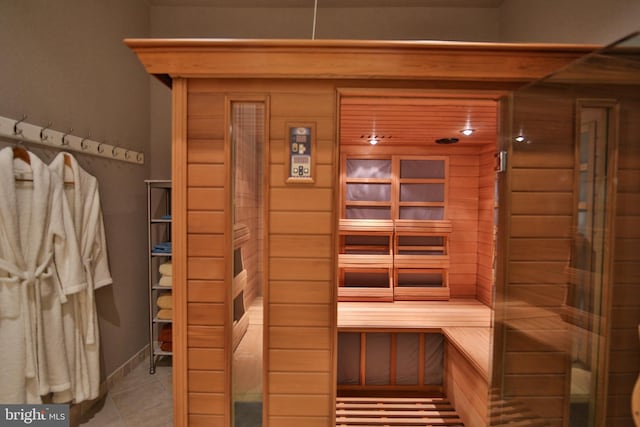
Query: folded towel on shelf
xmin=157 ymin=309 xmax=172 ymax=320
xmin=157 ymin=294 xmax=172 ymax=310
xmin=159 ymin=262 xmax=172 ymax=277
xmin=158 ymin=275 xmax=173 ymax=287
xmin=152 ymin=241 xmax=172 ymax=254
xmin=159 ymin=324 xmax=172 ymax=342
xmin=160 ymin=341 xmax=172 ymax=352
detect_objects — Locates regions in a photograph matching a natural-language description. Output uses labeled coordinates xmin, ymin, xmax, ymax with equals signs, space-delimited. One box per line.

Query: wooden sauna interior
xmin=125 ymin=39 xmax=610 ymax=427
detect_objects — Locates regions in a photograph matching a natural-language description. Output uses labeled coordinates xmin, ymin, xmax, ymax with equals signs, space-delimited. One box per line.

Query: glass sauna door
xmin=231 ymin=101 xmax=265 ymax=427
xmin=492 ymin=32 xmax=640 ymax=427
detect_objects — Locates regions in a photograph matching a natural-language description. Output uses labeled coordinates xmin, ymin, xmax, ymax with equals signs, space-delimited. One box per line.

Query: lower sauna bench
xmin=336 ymin=328 xmax=490 ymax=427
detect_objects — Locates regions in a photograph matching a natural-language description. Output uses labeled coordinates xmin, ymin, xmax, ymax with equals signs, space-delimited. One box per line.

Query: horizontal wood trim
xmin=503 ymin=374 xmax=565 ymax=397
xmin=188 ymin=280 xmax=225 ymax=303
xmin=187 ymin=257 xmax=225 ymax=280
xmin=269 ymin=394 xmax=331 ymax=417
xmin=187 ymin=188 xmax=225 ymax=210
xmin=188 ymin=392 xmax=226 ymax=415
xmin=187 ymin=164 xmax=226 ymax=187
xmin=510 ymin=216 xmax=572 ymax=238
xmin=188 ymin=414 xmax=225 ymax=427
xmin=187 ymin=92 xmax=225 ymax=114
xmin=188 ymin=348 xmax=225 ymax=370
xmin=187 ymin=302 xmax=225 ymax=326
xmin=270 ymin=349 xmax=332 ymax=372
xmin=188 ymin=116 xmax=225 ymax=139
xmin=508 ymin=261 xmax=569 ymax=284
xmin=267 ymin=417 xmax=330 ymax=427
xmin=187 ymin=234 xmax=225 ymax=257
xmin=510 ymin=144 xmax=574 ymax=169
xmin=188 ymin=370 xmax=225 ymax=393
xmin=509 ymin=238 xmax=570 ymax=261
xmin=187 ymin=211 xmax=225 ymax=234
xmin=504 ymin=352 xmax=567 ymax=374
xmin=270 ymin=211 xmax=333 ymax=234
xmin=187 ymin=325 xmax=225 ymax=348
xmin=270 ymin=188 xmax=333 ymax=211
xmin=511 ymin=168 xmax=573 ymax=192
xmin=270 ymin=281 xmax=332 ymax=304
xmin=270 ymin=304 xmax=332 ymax=327
xmin=269 ymin=258 xmax=333 ymax=281
xmin=270 ymin=326 xmax=331 ymax=349
xmin=269 ymin=235 xmax=332 ymax=258
xmin=269 ymin=372 xmax=332 ymax=395
xmin=511 ymin=192 xmax=573 ymax=215
xmin=187 ymin=139 xmax=225 ymax=163
xmin=270 ymin=93 xmax=335 ymax=118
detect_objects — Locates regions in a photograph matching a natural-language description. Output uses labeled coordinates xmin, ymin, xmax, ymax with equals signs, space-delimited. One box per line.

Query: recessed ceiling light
xmin=460 ymin=128 xmax=475 ymax=136
xmin=435 ymin=137 xmax=459 ymax=145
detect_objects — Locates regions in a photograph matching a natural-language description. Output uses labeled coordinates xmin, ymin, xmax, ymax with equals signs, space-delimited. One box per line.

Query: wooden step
xmin=336 ymin=396 xmax=464 ymax=427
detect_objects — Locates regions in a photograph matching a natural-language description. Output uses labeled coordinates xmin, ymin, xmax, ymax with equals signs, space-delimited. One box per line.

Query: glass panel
xmin=338 ymin=333 xmax=361 ymax=385
xmin=396 ymin=334 xmax=420 ymax=385
xmin=346 ymin=206 xmax=391 ymax=219
xmin=493 ymin=31 xmax=640 ymax=427
xmin=400 ymin=183 xmax=444 ymax=202
xmin=231 ymin=102 xmax=264 ymax=427
xmin=400 ymin=159 xmax=445 ymax=178
xmin=365 ymin=333 xmax=391 ymax=385
xmin=399 ymin=206 xmax=444 ymax=220
xmin=346 ymin=183 xmax=391 ymax=201
xmin=347 ymin=158 xmax=391 ymax=178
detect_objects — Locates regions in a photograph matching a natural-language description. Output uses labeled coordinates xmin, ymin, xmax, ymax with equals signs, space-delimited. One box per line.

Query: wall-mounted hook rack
xmin=0 ymin=115 xmax=145 ymax=165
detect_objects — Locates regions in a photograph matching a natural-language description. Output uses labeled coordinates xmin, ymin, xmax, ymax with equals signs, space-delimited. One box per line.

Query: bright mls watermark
xmin=0 ymin=405 xmax=68 ymax=426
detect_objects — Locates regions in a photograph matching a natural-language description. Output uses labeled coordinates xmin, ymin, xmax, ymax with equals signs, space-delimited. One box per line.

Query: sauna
xmin=126 ymin=35 xmax=640 ymax=427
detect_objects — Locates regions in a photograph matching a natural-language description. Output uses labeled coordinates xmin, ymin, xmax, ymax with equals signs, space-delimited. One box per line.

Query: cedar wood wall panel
xmin=445 ymin=341 xmax=488 ymax=427
xmin=496 ymin=87 xmax=640 ymax=427
xmin=186 ymin=86 xmax=229 ymax=423
xmin=268 ymin=81 xmax=336 ymax=427
xmin=184 ymin=79 xmax=337 ymax=426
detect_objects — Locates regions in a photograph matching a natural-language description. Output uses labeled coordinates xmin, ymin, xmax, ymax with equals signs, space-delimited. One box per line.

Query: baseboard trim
xmin=71 ymin=344 xmax=150 ymax=423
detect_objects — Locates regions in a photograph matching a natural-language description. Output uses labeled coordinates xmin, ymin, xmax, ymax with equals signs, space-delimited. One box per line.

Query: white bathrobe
xmin=0 ymin=147 xmax=86 ymax=403
xmin=49 ymin=153 xmax=113 ymax=403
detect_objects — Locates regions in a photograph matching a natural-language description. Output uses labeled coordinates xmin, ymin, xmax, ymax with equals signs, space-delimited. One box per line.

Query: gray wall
xmin=0 ymin=0 xmax=151 ymax=378
xmin=500 ymin=0 xmax=640 ymax=44
xmin=1 ymin=0 xmax=637 ymax=386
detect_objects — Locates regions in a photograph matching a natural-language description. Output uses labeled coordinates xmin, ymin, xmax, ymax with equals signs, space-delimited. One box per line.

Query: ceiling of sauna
xmin=339 ymin=96 xmax=498 ymax=148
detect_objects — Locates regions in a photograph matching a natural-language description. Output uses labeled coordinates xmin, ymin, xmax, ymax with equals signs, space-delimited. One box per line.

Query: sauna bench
xmin=337 ymin=298 xmax=492 ymax=380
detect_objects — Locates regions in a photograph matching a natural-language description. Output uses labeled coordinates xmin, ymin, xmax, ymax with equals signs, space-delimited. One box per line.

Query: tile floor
xmin=78 ymin=357 xmax=173 ymax=427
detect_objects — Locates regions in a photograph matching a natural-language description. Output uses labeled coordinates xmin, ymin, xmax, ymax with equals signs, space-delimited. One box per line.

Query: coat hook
xmin=124 ymin=149 xmax=131 ymax=160
xmin=112 ymin=146 xmax=119 ymax=157
xmin=13 ymin=114 xmax=27 ymax=136
xmin=61 ymin=128 xmax=73 ymax=146
xmin=40 ymin=121 xmax=53 ymax=142
xmin=97 ymin=141 xmax=105 ymax=153
xmin=136 ymin=152 xmax=143 ymax=162
xmin=80 ymin=133 xmax=91 ymax=150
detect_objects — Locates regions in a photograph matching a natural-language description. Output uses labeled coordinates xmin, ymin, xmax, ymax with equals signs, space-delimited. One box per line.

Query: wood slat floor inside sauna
xmin=336 ymin=395 xmax=465 ymax=426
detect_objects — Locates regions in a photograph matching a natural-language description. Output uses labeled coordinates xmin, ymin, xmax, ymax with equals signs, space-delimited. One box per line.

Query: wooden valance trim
xmin=124 ymin=38 xmax=596 ymax=83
